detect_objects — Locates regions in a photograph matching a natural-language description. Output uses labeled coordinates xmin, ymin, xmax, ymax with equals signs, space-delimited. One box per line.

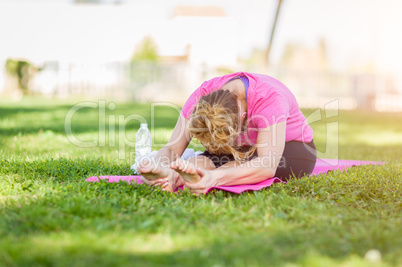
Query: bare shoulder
xmin=221 ymin=79 xmax=245 ymax=94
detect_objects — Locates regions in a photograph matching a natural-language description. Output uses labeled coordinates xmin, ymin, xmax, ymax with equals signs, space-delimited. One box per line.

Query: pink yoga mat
xmin=86 ymin=159 xmax=384 ymax=194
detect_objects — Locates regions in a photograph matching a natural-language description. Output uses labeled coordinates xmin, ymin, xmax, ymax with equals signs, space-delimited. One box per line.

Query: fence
xmin=1 ymin=61 xmax=401 ymax=111
xmin=26 ymin=61 xmax=220 ymax=103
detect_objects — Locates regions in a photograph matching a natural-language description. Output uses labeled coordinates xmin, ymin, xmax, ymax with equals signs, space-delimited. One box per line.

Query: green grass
xmin=0 ymin=97 xmax=401 ymax=267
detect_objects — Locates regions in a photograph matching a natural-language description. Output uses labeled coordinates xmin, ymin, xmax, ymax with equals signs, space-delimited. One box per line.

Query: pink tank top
xmin=181 ymin=72 xmax=314 ymax=145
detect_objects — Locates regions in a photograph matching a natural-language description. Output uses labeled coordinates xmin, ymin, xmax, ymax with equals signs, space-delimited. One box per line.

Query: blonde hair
xmin=188 ymin=90 xmax=256 ymax=163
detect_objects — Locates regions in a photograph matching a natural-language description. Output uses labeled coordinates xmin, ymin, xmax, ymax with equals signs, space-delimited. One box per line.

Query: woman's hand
xmin=182 ymin=169 xmax=217 ymax=195
xmin=140 ymin=167 xmax=181 ymax=192
xmin=140 ymin=176 xmax=164 ymax=187
xmin=137 ymin=156 xmax=179 ymax=192
xmin=170 ymin=158 xmax=218 ymax=195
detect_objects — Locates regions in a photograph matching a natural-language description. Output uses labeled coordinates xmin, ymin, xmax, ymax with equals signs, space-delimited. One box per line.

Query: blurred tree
xmin=216 ymin=66 xmax=235 ymax=75
xmin=278 ymin=38 xmax=328 ymax=71
xmin=318 ymin=37 xmax=328 ymax=70
xmin=239 ymin=47 xmax=265 ymax=68
xmin=131 ymin=36 xmax=160 ymax=62
xmin=280 ymin=43 xmax=296 ymax=67
xmin=5 ymin=59 xmax=38 ymax=95
xmin=130 ymin=36 xmax=161 ymax=101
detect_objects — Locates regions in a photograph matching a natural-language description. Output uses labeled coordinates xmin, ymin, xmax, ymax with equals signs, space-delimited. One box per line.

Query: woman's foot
xmin=137 ymin=157 xmax=171 ymax=180
xmin=170 ymin=158 xmax=204 ymax=183
xmin=138 ymin=158 xmax=183 ymax=192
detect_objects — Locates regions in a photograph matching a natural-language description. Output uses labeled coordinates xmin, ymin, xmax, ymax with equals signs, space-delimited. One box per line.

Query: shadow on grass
xmin=0 ymin=156 xmax=400 ymax=266
xmin=0 ymin=187 xmax=400 ymax=267
xmin=0 ymin=229 xmax=375 ymax=267
xmin=0 ymin=103 xmax=179 ymax=136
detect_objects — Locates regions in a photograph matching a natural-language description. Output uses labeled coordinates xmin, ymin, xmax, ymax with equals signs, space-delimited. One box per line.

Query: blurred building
xmin=0 ymin=1 xmax=401 ymax=111
xmin=157 ymin=6 xmax=237 ymax=66
xmin=0 ymin=2 xmax=237 ymax=103
xmin=0 ymin=3 xmax=236 ymax=66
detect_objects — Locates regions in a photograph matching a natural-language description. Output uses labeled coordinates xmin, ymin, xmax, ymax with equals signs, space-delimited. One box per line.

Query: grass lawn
xmin=0 ymin=97 xmax=401 ymax=267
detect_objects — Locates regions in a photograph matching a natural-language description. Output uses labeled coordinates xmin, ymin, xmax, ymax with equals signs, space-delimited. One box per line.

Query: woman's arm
xmin=137 ymin=114 xmax=191 ymax=189
xmin=212 ymin=121 xmax=286 ymax=185
xmin=183 ymin=121 xmax=286 ymax=192
xmin=150 ymin=114 xmax=192 ymax=167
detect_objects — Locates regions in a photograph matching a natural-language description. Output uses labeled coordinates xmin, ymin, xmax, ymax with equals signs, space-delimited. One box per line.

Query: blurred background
xmin=1 ymin=0 xmax=401 ymax=111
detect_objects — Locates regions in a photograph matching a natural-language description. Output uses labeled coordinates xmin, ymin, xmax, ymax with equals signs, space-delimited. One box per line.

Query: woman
xmin=137 ymin=72 xmax=317 ymax=194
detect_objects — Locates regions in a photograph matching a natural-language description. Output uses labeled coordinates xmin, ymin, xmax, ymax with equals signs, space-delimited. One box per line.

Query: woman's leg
xmin=187 ymin=155 xmax=216 ymax=171
xmin=275 ymin=158 xmax=316 ymax=180
xmin=274 ymin=141 xmax=317 ymax=181
xmin=197 ymin=150 xmax=235 ymax=168
xmin=182 ymin=141 xmax=316 ymax=182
